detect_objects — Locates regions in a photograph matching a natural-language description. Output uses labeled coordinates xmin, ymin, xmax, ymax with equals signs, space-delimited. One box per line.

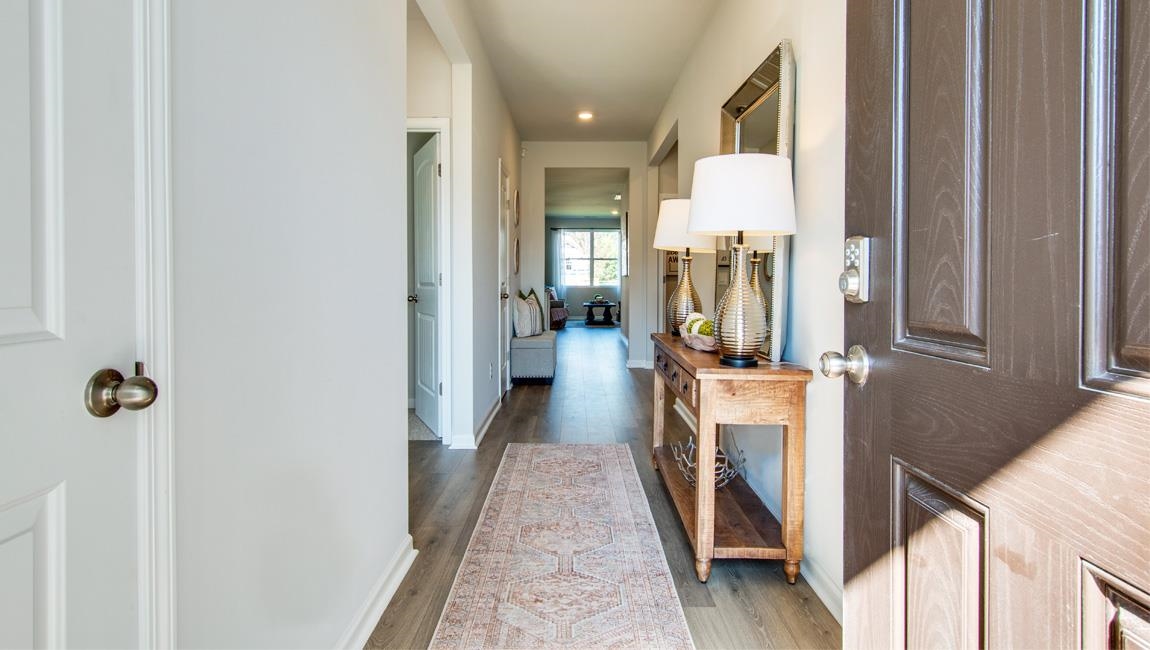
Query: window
xmin=561 ymin=230 xmax=620 ymax=286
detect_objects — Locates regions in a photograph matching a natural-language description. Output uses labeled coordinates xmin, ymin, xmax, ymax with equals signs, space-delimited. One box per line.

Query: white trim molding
xmin=133 ymin=0 xmax=175 ymax=647
xmin=406 ymin=117 xmax=454 ymax=446
xmin=336 ymin=535 xmax=418 ymax=649
xmin=464 ymin=398 xmax=501 ymax=450
xmin=801 ymin=556 xmax=843 ymax=624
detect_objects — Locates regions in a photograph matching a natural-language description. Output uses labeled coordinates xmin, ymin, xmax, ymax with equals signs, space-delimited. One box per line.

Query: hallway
xmin=369 ymin=327 xmax=842 ymax=648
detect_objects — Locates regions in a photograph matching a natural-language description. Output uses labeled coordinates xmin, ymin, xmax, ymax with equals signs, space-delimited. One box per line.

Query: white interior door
xmin=413 ymin=135 xmax=440 ymax=434
xmin=498 ymin=163 xmax=512 ymax=394
xmin=0 ymin=1 xmax=142 ymax=646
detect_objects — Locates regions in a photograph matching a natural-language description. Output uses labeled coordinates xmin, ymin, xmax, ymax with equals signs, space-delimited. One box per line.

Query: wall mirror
xmin=714 ymin=40 xmax=794 ymax=361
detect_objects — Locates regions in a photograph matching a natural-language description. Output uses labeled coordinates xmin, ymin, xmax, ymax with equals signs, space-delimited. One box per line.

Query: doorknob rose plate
xmin=85 ymin=368 xmax=125 ymax=417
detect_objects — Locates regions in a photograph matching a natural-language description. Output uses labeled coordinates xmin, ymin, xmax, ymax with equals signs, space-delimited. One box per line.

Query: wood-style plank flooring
xmin=368 ymin=326 xmax=842 ymax=649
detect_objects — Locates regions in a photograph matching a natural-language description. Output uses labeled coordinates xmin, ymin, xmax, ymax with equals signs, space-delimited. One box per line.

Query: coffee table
xmin=582 ymin=301 xmax=617 ymax=326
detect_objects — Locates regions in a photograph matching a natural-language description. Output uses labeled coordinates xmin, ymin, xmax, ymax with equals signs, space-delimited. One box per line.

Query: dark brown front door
xmin=844 ymin=0 xmax=1150 ymax=647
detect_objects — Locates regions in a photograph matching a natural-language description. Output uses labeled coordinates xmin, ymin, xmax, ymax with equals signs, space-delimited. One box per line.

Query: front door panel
xmin=845 ymin=0 xmax=1150 ymax=647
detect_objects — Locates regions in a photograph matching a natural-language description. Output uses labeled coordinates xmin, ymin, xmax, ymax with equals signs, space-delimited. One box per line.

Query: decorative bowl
xmin=682 ymin=332 xmax=718 ymax=352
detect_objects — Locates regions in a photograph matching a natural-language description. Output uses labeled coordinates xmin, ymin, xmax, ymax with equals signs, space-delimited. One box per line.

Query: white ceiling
xmin=468 ymin=0 xmax=719 ymax=141
xmin=546 ymin=168 xmax=629 ymax=218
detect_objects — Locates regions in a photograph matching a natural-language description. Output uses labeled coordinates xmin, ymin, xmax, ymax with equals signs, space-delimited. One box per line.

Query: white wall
xmin=415 ymin=0 xmax=521 ymax=446
xmin=171 ymin=2 xmax=413 ymax=646
xmin=648 ymin=0 xmax=847 ymax=622
xmin=521 ymin=141 xmax=654 ymax=368
xmin=407 ymin=6 xmax=451 ymax=118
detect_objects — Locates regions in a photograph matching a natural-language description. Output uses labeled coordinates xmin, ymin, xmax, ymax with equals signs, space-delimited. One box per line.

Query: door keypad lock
xmin=840 ymin=236 xmax=870 ymax=303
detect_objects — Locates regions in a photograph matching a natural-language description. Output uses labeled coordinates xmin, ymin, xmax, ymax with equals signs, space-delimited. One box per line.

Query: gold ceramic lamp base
xmin=715 ymin=244 xmax=767 ymax=367
xmin=667 ymin=256 xmax=702 ymax=336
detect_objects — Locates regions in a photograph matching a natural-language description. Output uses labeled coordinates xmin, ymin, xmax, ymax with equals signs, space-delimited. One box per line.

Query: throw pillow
xmin=524 ymin=295 xmax=544 ymax=335
xmin=518 ymin=288 xmax=546 ymax=333
xmin=513 ymin=295 xmax=543 ymax=337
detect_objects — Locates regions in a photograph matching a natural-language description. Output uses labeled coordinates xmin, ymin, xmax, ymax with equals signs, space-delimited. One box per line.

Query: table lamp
xmin=688 ymin=154 xmax=795 ymax=367
xmin=742 ymin=234 xmax=775 ymax=310
xmin=653 ymin=199 xmax=717 ymax=335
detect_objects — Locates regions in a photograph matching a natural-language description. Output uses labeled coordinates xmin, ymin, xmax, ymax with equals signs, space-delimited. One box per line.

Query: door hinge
xmin=438 ymin=382 xmax=443 ymax=396
xmin=437 ymin=163 xmax=442 ymax=177
xmin=438 ymin=272 xmax=443 ymax=286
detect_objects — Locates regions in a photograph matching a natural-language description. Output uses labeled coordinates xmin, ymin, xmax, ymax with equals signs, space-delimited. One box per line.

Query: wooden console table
xmin=650 ymin=333 xmax=812 ymax=584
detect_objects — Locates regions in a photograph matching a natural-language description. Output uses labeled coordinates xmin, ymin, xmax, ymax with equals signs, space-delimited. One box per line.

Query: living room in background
xmin=543 ymin=168 xmax=628 ymax=322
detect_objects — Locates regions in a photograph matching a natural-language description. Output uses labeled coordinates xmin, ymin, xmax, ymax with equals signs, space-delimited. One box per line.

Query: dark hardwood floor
xmin=368 ymin=327 xmax=842 ymax=649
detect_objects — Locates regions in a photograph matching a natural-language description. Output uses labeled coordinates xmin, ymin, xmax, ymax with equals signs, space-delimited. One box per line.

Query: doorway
xmin=498 ymin=159 xmax=513 ymax=397
xmin=406 ymin=121 xmax=452 ymax=443
xmin=544 ymin=168 xmax=628 ymax=332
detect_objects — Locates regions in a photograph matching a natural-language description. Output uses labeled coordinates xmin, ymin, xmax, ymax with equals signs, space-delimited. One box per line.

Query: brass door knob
xmin=85 ymin=362 xmax=158 ymax=417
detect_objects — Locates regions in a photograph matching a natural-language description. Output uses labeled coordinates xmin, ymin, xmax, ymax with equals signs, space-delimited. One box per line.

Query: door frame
xmin=497 ymin=157 xmax=512 ymax=399
xmin=135 ymin=0 xmax=175 ymax=646
xmin=406 ymin=118 xmax=453 ymax=446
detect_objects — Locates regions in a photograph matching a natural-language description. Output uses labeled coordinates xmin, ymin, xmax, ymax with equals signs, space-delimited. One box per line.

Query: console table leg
xmin=652 ymin=376 xmax=665 ymax=469
xmin=695 ymin=559 xmax=712 ymax=582
xmin=784 ymin=560 xmax=800 ymax=584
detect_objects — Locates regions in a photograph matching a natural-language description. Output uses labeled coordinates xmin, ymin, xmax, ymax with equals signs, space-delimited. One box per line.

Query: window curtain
xmin=550 ymin=228 xmax=568 ymax=300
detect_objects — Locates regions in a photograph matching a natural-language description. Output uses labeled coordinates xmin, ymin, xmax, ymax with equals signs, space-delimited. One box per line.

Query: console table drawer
xmin=656 ymin=349 xmax=697 ymax=408
xmin=669 ymin=363 xmax=697 ymax=408
xmin=655 ymin=347 xmax=673 ymax=378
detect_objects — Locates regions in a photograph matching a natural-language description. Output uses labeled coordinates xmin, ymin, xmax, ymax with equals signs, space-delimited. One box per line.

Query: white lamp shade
xmin=687 ymin=153 xmax=797 ymax=236
xmin=653 ymin=199 xmax=718 ymax=252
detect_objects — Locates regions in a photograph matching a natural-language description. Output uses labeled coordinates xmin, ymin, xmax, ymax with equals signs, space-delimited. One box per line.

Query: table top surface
xmin=652 ymin=333 xmax=813 ymax=380
xmin=582 ymin=301 xmax=617 ymax=307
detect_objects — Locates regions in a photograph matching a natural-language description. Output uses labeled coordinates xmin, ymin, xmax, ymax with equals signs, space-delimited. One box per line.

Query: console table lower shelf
xmin=652 ymin=447 xmax=785 ymax=560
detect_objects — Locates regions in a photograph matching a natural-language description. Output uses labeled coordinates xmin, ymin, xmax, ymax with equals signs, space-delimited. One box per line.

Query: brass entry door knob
xmin=85 ymin=362 xmax=158 ymax=417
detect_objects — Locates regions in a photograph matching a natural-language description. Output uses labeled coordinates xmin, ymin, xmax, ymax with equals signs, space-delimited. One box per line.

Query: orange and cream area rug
xmin=430 ymin=443 xmax=694 ymax=649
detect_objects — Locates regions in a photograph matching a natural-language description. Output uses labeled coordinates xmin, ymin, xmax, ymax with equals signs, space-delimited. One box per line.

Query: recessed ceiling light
xmin=577 ymin=111 xmax=594 ymax=121
xmin=613 ymin=194 xmax=622 ymax=201
xmin=611 ymin=209 xmax=619 ymax=215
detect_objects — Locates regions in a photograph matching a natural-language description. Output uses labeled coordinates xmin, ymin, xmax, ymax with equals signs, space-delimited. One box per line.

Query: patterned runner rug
xmin=430 ymin=443 xmax=694 ymax=649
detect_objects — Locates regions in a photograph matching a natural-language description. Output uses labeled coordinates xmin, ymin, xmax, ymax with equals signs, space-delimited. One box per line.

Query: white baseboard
xmin=672 ymin=399 xmax=697 ymax=432
xmin=800 ymin=555 xmax=843 ymax=624
xmin=453 ymin=398 xmax=499 ymax=450
xmin=336 ymin=534 xmax=418 ymax=649
xmin=626 ymin=359 xmax=654 ymax=369
xmin=473 ymin=398 xmax=501 ymax=447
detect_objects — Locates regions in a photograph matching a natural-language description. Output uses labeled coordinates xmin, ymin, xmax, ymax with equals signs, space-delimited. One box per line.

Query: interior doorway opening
xmin=543 ymin=168 xmax=629 ymax=334
xmin=406 ymin=120 xmax=452 ymax=444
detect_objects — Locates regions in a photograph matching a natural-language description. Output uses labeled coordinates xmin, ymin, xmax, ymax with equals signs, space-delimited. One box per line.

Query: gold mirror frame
xmin=714 ymin=40 xmax=795 ymax=361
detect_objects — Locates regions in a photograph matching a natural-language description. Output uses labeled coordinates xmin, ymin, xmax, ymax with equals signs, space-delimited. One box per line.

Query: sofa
xmin=545 ymin=286 xmax=569 ymax=330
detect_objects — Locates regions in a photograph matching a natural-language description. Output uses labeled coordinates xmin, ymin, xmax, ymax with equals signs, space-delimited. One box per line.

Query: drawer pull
xmin=682 ymin=381 xmax=691 ymax=393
